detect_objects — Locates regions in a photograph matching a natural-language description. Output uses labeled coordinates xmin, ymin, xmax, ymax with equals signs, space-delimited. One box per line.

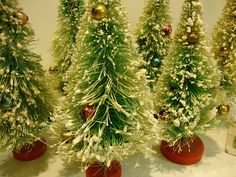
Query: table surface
xmin=0 ymin=129 xmax=235 ymax=177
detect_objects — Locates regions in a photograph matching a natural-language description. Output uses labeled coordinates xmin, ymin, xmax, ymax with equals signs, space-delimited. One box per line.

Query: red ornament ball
xmin=16 ymin=11 xmax=29 ymax=25
xmin=48 ymin=65 xmax=58 ymax=74
xmin=80 ymin=105 xmax=94 ymax=121
xmin=164 ymin=24 xmax=172 ymax=36
xmin=159 ymin=110 xmax=170 ymax=120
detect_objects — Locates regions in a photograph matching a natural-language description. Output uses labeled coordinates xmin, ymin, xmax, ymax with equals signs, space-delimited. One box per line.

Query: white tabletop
xmin=0 ymin=129 xmax=235 ymax=177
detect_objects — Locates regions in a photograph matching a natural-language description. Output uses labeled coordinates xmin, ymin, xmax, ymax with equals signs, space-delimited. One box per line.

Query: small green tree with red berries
xmin=154 ymin=0 xmax=228 ymax=165
xmin=51 ymin=0 xmax=85 ymax=92
xmin=0 ymin=0 xmax=53 ymax=159
xmin=212 ymin=0 xmax=236 ymax=103
xmin=52 ymin=0 xmax=154 ymax=175
xmin=136 ymin=0 xmax=172 ymax=89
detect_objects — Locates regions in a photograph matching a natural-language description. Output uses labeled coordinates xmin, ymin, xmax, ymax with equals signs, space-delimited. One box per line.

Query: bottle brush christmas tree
xmin=0 ymin=0 xmax=53 ymax=161
xmin=52 ymin=0 xmax=154 ymax=176
xmin=212 ymin=0 xmax=236 ymax=103
xmin=51 ymin=0 xmax=85 ymax=92
xmin=154 ymin=0 xmax=228 ymax=165
xmin=136 ymin=0 xmax=172 ymax=89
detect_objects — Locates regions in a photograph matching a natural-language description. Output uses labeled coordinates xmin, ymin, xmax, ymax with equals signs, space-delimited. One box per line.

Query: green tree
xmin=212 ymin=0 xmax=236 ymax=102
xmin=0 ymin=0 xmax=53 ymax=150
xmin=53 ymin=0 xmax=154 ymax=167
xmin=52 ymin=0 xmax=85 ymax=92
xmin=136 ymin=0 xmax=172 ymax=89
xmin=154 ymin=0 xmax=226 ymax=147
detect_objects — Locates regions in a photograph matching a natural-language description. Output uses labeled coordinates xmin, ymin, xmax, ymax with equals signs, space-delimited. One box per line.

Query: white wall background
xmin=18 ymin=0 xmax=226 ymax=68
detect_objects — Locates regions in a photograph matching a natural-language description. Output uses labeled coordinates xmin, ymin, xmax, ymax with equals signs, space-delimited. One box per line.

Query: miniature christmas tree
xmin=136 ymin=0 xmax=172 ymax=89
xmin=212 ymin=0 xmax=236 ymax=102
xmin=0 ymin=0 xmax=53 ymax=160
xmin=51 ymin=0 xmax=85 ymax=92
xmin=53 ymin=0 xmax=154 ymax=176
xmin=154 ymin=0 xmax=228 ymax=165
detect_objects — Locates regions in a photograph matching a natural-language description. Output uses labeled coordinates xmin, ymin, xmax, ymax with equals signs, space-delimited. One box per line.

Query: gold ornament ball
xmin=16 ymin=11 xmax=29 ymax=25
xmin=233 ymin=10 xmax=236 ymax=17
xmin=187 ymin=32 xmax=199 ymax=45
xmin=217 ymin=104 xmax=230 ymax=115
xmin=218 ymin=47 xmax=228 ymax=57
xmin=60 ymin=132 xmax=73 ymax=142
xmin=233 ymin=6 xmax=236 ymax=16
xmin=34 ymin=90 xmax=41 ymax=96
xmin=91 ymin=3 xmax=107 ymax=20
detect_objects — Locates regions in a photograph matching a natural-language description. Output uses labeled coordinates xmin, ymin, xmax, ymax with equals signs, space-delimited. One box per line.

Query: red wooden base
xmin=13 ymin=139 xmax=47 ymax=161
xmin=160 ymin=135 xmax=204 ymax=165
xmin=86 ymin=160 xmax=122 ymax=177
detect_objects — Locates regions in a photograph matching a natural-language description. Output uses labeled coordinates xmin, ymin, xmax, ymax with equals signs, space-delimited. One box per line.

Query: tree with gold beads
xmin=52 ymin=0 xmax=154 ymax=176
xmin=136 ymin=0 xmax=172 ymax=90
xmin=51 ymin=0 xmax=85 ymax=92
xmin=212 ymin=0 xmax=236 ymax=103
xmin=154 ymin=0 xmax=228 ymax=165
xmin=0 ymin=0 xmax=53 ymax=161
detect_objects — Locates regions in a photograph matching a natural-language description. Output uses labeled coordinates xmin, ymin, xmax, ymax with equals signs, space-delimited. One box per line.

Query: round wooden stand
xmin=160 ymin=135 xmax=204 ymax=165
xmin=13 ymin=138 xmax=47 ymax=161
xmin=86 ymin=160 xmax=122 ymax=177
